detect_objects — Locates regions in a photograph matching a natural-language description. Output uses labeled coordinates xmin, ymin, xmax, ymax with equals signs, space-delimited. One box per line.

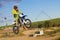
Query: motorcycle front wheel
xmin=24 ymin=19 xmax=31 ymax=28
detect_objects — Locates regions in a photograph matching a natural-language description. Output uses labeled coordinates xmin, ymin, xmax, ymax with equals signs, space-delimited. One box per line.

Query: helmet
xmin=14 ymin=5 xmax=18 ymax=9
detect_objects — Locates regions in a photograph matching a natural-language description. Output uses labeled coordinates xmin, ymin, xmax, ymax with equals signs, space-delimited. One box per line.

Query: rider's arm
xmin=19 ymin=10 xmax=24 ymax=15
xmin=19 ymin=10 xmax=22 ymax=14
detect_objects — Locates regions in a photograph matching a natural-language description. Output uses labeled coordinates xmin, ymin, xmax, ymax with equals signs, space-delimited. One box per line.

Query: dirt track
xmin=0 ymin=28 xmax=60 ymax=40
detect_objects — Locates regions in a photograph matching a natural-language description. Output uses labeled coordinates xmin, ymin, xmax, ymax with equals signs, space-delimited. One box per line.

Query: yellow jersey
xmin=12 ymin=9 xmax=22 ymax=14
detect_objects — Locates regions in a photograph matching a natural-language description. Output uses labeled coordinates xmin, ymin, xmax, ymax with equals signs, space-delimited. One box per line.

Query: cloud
xmin=0 ymin=0 xmax=22 ymax=8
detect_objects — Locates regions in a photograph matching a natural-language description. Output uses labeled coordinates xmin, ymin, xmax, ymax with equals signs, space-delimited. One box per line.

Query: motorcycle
xmin=13 ymin=14 xmax=31 ymax=34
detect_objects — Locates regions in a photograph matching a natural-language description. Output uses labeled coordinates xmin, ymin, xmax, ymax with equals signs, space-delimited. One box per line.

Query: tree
xmin=38 ymin=24 xmax=43 ymax=28
xmin=44 ymin=21 xmax=50 ymax=28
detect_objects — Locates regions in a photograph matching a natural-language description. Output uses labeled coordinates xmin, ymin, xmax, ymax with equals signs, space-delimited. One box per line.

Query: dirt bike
xmin=13 ymin=14 xmax=31 ymax=34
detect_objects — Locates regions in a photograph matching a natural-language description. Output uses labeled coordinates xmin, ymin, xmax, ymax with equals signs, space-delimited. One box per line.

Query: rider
xmin=12 ymin=5 xmax=23 ymax=25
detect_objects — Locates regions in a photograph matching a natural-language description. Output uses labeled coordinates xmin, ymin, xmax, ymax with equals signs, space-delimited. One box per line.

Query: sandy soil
xmin=0 ymin=27 xmax=60 ymax=40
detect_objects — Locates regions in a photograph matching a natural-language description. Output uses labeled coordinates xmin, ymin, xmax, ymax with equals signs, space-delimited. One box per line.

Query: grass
xmin=43 ymin=27 xmax=60 ymax=37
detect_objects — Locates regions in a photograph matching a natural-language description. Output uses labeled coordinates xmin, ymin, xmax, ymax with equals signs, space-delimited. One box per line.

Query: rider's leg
xmin=14 ymin=14 xmax=18 ymax=26
xmin=16 ymin=19 xmax=18 ymax=26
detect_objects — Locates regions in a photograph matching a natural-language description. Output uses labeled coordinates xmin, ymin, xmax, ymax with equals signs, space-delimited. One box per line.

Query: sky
xmin=0 ymin=0 xmax=60 ymax=26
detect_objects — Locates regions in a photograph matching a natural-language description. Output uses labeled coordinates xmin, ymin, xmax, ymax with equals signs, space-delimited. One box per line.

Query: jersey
xmin=12 ymin=9 xmax=22 ymax=14
xmin=12 ymin=9 xmax=22 ymax=21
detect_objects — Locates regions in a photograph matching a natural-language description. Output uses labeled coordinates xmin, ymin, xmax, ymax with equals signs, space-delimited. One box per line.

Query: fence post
xmin=4 ymin=17 xmax=10 ymax=37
